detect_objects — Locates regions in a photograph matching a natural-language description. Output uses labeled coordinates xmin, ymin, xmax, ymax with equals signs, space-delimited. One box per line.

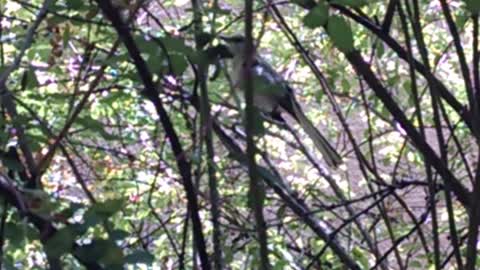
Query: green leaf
xmin=76 ymin=239 xmax=123 ymax=265
xmin=376 ymin=42 xmax=385 ymax=58
xmin=352 ymin=246 xmax=369 ymax=269
xmin=134 ymin=36 xmax=161 ymax=55
xmin=44 ymin=227 xmax=75 ymax=258
xmin=76 ymin=116 xmax=120 ymax=141
xmin=169 ymin=53 xmax=189 ymax=75
xmin=104 ymin=53 xmax=130 ymax=66
xmin=189 ymin=50 xmax=208 ymax=66
xmin=5 ymin=223 xmax=24 ymax=247
xmin=327 ymin=15 xmax=355 ymax=53
xmin=44 ymin=92 xmax=67 ymax=102
xmin=465 ymin=0 xmax=480 ymax=14
xmin=133 ymin=36 xmax=164 ymax=73
xmin=91 ymin=198 xmax=125 ymax=217
xmin=1 ymin=155 xmax=23 ymax=172
xmin=125 ymin=250 xmax=155 ymax=265
xmin=3 ymin=257 xmax=16 ymax=270
xmin=47 ymin=15 xmax=68 ymax=25
xmin=330 ymin=0 xmax=368 ymax=7
xmin=303 ymin=2 xmax=329 ymax=28
xmin=25 ymin=133 xmax=48 ymax=152
xmin=162 ymin=36 xmax=191 ymax=54
xmin=25 ymin=225 xmax=40 ymax=241
xmin=48 ymin=3 xmax=67 ymax=12
xmin=21 ymin=68 xmax=39 ymax=90
xmin=82 ymin=199 xmax=124 ymax=229
xmin=455 ymin=11 xmax=469 ymax=29
xmin=146 ymin=53 xmax=165 ymax=73
xmin=27 ymin=68 xmax=39 ymax=88
xmin=75 ymin=242 xmax=103 ymax=263
xmin=110 ymin=229 xmax=129 ymax=241
xmin=66 ymin=0 xmax=85 ymax=9
xmin=100 ymin=91 xmax=129 ymax=105
xmin=410 ymin=260 xmax=422 ymax=268
xmin=156 ymin=36 xmax=194 ymax=75
xmin=341 ymin=78 xmax=350 ymax=93
xmin=273 ymin=260 xmax=288 ymax=270
xmin=99 ymin=242 xmax=124 ymax=266
xmin=63 ymin=24 xmax=70 ymax=49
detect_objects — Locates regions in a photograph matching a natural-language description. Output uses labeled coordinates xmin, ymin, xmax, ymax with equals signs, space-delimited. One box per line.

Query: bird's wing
xmin=290 ymin=99 xmax=343 ymax=168
xmin=251 ymin=58 xmax=290 ymax=99
xmin=249 ymin=58 xmax=343 ymax=167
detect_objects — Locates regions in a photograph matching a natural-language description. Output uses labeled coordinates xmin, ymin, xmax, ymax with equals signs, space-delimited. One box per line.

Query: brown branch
xmin=0 ymin=0 xmax=54 ymax=187
xmin=344 ymin=51 xmax=471 ymax=208
xmin=184 ymin=90 xmax=363 ymax=270
xmin=0 ymin=173 xmax=103 ymax=269
xmin=331 ymin=4 xmax=474 ymax=134
xmin=382 ymin=0 xmax=399 ymax=33
xmin=93 ymin=1 xmax=210 ymax=269
xmin=244 ymin=0 xmax=270 ymax=268
xmin=438 ymin=0 xmax=475 ymax=116
xmin=190 ymin=0 xmax=223 ymax=268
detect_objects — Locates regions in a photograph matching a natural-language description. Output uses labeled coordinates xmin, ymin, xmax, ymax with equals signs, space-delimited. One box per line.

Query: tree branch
xmin=345 ymin=50 xmax=470 ymax=208
xmin=93 ymin=1 xmax=210 ymax=269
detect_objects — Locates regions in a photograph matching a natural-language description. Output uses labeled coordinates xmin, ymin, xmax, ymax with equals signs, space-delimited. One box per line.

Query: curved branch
xmin=345 ymin=51 xmax=471 ymax=208
xmin=93 ymin=1 xmax=210 ymax=269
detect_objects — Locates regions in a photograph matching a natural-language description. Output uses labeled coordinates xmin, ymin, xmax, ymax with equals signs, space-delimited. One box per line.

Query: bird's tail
xmin=291 ymin=101 xmax=342 ymax=168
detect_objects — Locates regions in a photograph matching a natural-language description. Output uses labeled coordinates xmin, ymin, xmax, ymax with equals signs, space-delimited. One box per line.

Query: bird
xmin=221 ymin=35 xmax=342 ymax=168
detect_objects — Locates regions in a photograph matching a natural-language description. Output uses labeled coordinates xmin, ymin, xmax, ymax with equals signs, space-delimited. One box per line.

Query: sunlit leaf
xmin=352 ymin=247 xmax=369 ymax=269
xmin=76 ymin=116 xmax=120 ymax=141
xmin=91 ymin=198 xmax=125 ymax=217
xmin=62 ymin=24 xmax=70 ymax=48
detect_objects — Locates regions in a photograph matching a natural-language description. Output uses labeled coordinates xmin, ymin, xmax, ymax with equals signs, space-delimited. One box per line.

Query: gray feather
xmin=290 ymin=100 xmax=342 ymax=168
xmin=228 ymin=46 xmax=342 ymax=168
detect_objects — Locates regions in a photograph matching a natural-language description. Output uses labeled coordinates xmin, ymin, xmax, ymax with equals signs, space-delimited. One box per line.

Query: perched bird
xmin=221 ymin=35 xmax=342 ymax=168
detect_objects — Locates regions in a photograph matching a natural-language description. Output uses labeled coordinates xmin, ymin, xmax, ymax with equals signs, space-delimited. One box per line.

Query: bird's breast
xmin=230 ymin=56 xmax=286 ymax=113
